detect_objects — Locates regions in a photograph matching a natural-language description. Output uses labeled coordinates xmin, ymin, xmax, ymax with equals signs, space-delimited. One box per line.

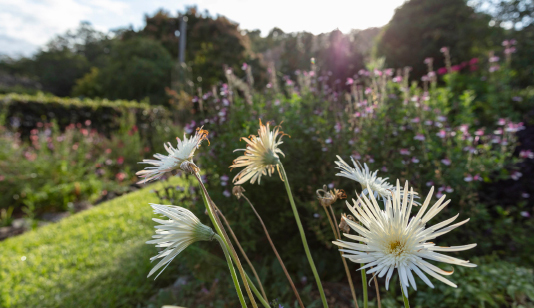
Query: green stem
xmin=401 ymin=282 xmax=410 ymax=308
xmin=195 ymin=173 xmax=257 ymax=307
xmin=361 ymin=267 xmax=368 ymax=308
xmin=215 ymin=234 xmax=247 ymax=308
xmin=246 ymin=272 xmax=271 ymax=308
xmin=279 ymin=164 xmax=328 ymax=308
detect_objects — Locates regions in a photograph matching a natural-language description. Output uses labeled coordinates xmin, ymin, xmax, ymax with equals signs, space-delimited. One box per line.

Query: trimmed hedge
xmin=0 ymin=93 xmax=170 ymax=137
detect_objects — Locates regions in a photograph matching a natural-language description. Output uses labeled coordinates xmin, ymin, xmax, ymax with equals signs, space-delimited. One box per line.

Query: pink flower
xmin=440 ymin=47 xmax=449 ymax=53
xmin=464 ymin=174 xmax=473 ymax=182
xmin=381 ymin=166 xmax=388 ymax=172
xmin=519 ymin=150 xmax=534 ymax=159
xmin=497 ymin=118 xmax=507 ymax=125
xmin=400 ymin=149 xmax=411 ymax=155
xmin=117 ymin=157 xmax=124 ymax=165
xmin=469 ymin=58 xmax=479 ymax=65
xmin=437 ymin=67 xmax=448 ymax=75
xmin=325 ymin=138 xmax=332 ymax=144
xmin=441 ymin=158 xmax=451 ymax=166
xmin=520 ymin=211 xmax=531 ymax=218
xmin=506 ymin=122 xmax=525 ymax=133
xmin=352 ymin=152 xmax=361 ymax=160
xmin=115 ymin=172 xmax=127 ymax=182
xmin=445 ymin=186 xmax=454 ymax=193
xmin=425 ymin=120 xmax=433 ymax=126
xmin=223 ymin=190 xmax=231 ymax=197
xmin=365 ymin=88 xmax=372 ymax=95
xmin=475 ymin=129 xmax=485 ymax=136
xmin=424 ymin=57 xmax=433 ymax=64
xmin=346 ymin=78 xmax=354 ymax=85
xmin=451 ymin=65 xmax=461 ymax=72
xmin=411 ymin=117 xmax=420 ymax=123
xmin=411 ymin=157 xmax=420 ymax=163
xmin=489 ymin=65 xmax=500 ymax=72
xmin=392 ymin=76 xmax=402 ymax=83
xmin=489 ymin=56 xmax=500 ymax=63
xmin=473 ymin=174 xmax=482 ymax=181
xmin=436 ymin=130 xmax=446 ymax=138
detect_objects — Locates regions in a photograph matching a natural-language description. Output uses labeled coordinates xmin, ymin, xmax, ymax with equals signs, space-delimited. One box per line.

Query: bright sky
xmin=0 ymin=0 xmax=407 ymax=57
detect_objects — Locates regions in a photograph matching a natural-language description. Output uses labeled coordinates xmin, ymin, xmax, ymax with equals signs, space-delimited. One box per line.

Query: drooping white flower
xmin=147 ymin=204 xmax=214 ymax=279
xmin=333 ymin=181 xmax=477 ymax=297
xmin=335 ymin=155 xmax=399 ymax=201
xmin=137 ymin=128 xmax=209 ymax=183
xmin=231 ymin=120 xmax=286 ymax=184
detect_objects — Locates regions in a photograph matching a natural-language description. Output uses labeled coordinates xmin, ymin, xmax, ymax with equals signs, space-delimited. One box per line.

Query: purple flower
xmin=520 ymin=211 xmax=530 ymax=218
xmin=436 ymin=130 xmax=447 ymax=138
xmin=414 ymin=133 xmax=425 ymax=141
xmin=511 ymin=171 xmax=522 ymax=180
xmin=328 ymin=183 xmax=335 ymax=189
xmin=411 ymin=117 xmax=420 ymax=123
xmin=489 ymin=65 xmax=500 ymax=72
xmin=426 ymin=181 xmax=433 ymax=187
xmin=464 ymin=175 xmax=473 ymax=182
xmin=522 ymin=193 xmax=530 ymax=198
xmin=411 ymin=157 xmax=420 ymax=163
xmin=489 ymin=56 xmax=500 ymax=63
xmin=441 ymin=158 xmax=451 ymax=166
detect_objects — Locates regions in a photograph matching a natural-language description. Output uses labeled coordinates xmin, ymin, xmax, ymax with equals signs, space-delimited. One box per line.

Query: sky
xmin=0 ymin=0 xmax=407 ymax=57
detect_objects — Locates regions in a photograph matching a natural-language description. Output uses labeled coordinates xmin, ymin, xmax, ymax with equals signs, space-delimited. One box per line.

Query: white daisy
xmin=335 ymin=155 xmax=397 ymax=201
xmin=147 ymin=203 xmax=215 ymax=279
xmin=333 ymin=181 xmax=477 ymax=297
xmin=137 ymin=128 xmax=209 ymax=183
xmin=231 ymin=120 xmax=286 ymax=184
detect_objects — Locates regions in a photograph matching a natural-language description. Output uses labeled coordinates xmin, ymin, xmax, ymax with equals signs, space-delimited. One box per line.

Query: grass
xmin=0 ymin=177 xmax=208 ymax=308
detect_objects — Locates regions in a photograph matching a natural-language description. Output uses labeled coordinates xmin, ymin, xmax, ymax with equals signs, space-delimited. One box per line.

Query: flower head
xmin=335 ymin=156 xmax=401 ymax=202
xmin=137 ymin=128 xmax=209 ymax=183
xmin=231 ymin=120 xmax=286 ymax=184
xmin=147 ymin=204 xmax=215 ymax=279
xmin=316 ymin=184 xmax=346 ymax=207
xmin=333 ymin=181 xmax=476 ymax=296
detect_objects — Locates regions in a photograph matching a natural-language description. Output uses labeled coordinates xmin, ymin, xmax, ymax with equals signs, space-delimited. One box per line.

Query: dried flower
xmin=316 ymin=185 xmax=346 ymax=207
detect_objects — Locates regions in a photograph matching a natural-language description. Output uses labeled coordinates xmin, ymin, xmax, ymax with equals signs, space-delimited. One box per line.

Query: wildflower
xmin=333 ymin=181 xmax=476 ymax=296
xmin=231 ymin=120 xmax=286 ymax=185
xmin=519 ymin=150 xmax=534 ymax=159
xmin=522 ymin=193 xmax=530 ymax=199
xmin=137 ymin=128 xmax=209 ymax=183
xmin=489 ymin=56 xmax=500 ymax=63
xmin=497 ymin=118 xmax=507 ymax=125
xmin=147 ymin=204 xmax=215 ymax=279
xmin=511 ymin=171 xmax=522 ymax=181
xmin=339 ymin=213 xmax=356 ymax=233
xmin=414 ymin=134 xmax=426 ymax=141
xmin=400 ymin=149 xmax=411 ymax=155
xmin=223 ymin=190 xmax=231 ymax=197
xmin=520 ymin=211 xmax=530 ymax=218
xmin=437 ymin=130 xmax=447 ymax=138
xmin=437 ymin=68 xmax=448 ymax=75
xmin=411 ymin=157 xmax=420 ymax=164
xmin=489 ymin=65 xmax=500 ymax=72
xmin=441 ymin=158 xmax=451 ymax=166
xmin=464 ymin=175 xmax=473 ymax=182
xmin=335 ymin=156 xmax=401 ymax=202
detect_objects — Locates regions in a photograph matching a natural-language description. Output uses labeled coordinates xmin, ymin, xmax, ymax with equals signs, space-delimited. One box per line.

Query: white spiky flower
xmin=333 ymin=181 xmax=477 ymax=297
xmin=136 ymin=128 xmax=209 ymax=183
xmin=231 ymin=120 xmax=286 ymax=184
xmin=335 ymin=155 xmax=417 ymax=203
xmin=147 ymin=204 xmax=215 ymax=279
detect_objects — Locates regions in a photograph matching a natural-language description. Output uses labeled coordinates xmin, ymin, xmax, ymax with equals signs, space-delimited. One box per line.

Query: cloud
xmin=0 ymin=34 xmax=38 ymax=57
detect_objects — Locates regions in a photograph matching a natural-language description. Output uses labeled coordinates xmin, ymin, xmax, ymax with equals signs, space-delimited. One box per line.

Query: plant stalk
xmin=361 ymin=267 xmax=368 ymax=308
xmin=401 ymin=283 xmax=410 ymax=308
xmin=279 ymin=164 xmax=328 ymax=308
xmin=323 ymin=206 xmax=358 ymax=308
xmin=214 ymin=234 xmax=247 ymax=307
xmin=194 ymin=173 xmax=258 ymax=308
xmin=241 ymin=193 xmax=305 ymax=308
xmin=216 ymin=206 xmax=269 ymax=302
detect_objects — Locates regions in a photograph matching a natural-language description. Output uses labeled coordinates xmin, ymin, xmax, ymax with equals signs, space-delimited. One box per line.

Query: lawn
xmin=0 ymin=177 xmax=217 ymax=308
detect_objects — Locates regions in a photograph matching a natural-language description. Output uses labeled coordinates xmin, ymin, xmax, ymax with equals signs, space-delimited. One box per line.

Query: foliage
xmin=0 ymin=92 xmax=168 ymax=137
xmin=375 ymin=0 xmax=500 ymax=80
xmin=89 ymin=37 xmax=174 ymax=104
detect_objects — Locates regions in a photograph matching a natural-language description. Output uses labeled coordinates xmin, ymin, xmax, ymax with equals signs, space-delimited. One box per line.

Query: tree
xmin=375 ymin=0 xmax=496 ymax=79
xmin=94 ymin=37 xmax=173 ymax=104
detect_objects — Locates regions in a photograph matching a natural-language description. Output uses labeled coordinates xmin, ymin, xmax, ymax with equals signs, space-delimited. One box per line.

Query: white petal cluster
xmin=147 ymin=204 xmax=214 ymax=279
xmin=333 ymin=181 xmax=476 ymax=296
xmin=231 ymin=120 xmax=286 ymax=184
xmin=335 ymin=155 xmax=397 ymax=201
xmin=137 ymin=128 xmax=209 ymax=183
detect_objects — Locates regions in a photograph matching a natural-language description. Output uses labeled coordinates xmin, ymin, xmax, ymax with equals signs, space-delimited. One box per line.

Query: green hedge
xmin=0 ymin=93 xmax=169 ymax=136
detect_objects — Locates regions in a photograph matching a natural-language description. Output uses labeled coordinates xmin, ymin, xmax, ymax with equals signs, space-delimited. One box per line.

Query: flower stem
xmin=216 ymin=207 xmax=269 ymax=302
xmin=323 ymin=206 xmax=359 ymax=308
xmin=214 ymin=234 xmax=247 ymax=308
xmin=361 ymin=267 xmax=368 ymax=308
xmin=279 ymin=164 xmax=328 ymax=308
xmin=373 ymin=274 xmax=381 ymax=308
xmin=245 ymin=272 xmax=271 ymax=308
xmin=241 ymin=193 xmax=305 ymax=308
xmin=401 ymin=283 xmax=410 ymax=308
xmin=194 ymin=173 xmax=258 ymax=308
